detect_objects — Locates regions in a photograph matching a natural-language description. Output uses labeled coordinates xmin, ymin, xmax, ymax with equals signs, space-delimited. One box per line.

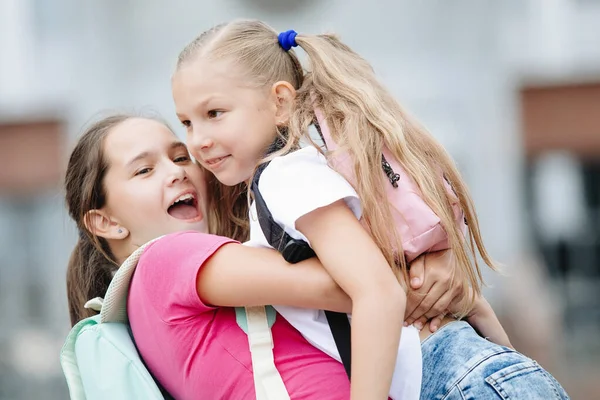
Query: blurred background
xmin=0 ymin=0 xmax=599 ymax=398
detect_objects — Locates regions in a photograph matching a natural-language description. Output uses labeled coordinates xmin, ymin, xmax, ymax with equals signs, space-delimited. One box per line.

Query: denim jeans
xmin=420 ymin=321 xmax=569 ymax=399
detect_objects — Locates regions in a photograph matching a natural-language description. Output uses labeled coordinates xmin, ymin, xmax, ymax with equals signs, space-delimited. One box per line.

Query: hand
xmin=404 ymin=249 xmax=465 ymax=331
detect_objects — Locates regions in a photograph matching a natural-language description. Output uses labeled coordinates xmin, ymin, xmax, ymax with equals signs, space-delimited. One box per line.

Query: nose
xmin=187 ymin=126 xmax=213 ymax=157
xmin=166 ymin=162 xmax=188 ymax=187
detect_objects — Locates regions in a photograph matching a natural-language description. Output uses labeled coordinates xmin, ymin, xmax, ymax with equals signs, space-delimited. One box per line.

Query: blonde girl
xmin=172 ymin=19 xmax=569 ymax=400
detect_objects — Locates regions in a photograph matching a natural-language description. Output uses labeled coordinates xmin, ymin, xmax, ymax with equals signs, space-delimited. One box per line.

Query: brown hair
xmin=65 ymin=113 xmax=250 ymax=326
xmin=204 ymin=171 xmax=249 ymax=243
xmin=65 ymin=114 xmax=131 ymax=326
xmin=177 ymin=19 xmax=497 ymax=314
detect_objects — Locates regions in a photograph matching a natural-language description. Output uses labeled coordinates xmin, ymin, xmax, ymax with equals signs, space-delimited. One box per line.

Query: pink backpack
xmin=314 ymin=109 xmax=466 ymax=262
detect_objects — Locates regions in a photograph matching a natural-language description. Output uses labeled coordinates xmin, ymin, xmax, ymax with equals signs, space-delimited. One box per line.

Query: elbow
xmin=385 ymin=283 xmax=406 ymax=311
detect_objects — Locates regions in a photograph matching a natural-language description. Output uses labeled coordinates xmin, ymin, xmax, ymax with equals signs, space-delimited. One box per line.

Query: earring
xmin=118 ymin=228 xmax=123 ymax=234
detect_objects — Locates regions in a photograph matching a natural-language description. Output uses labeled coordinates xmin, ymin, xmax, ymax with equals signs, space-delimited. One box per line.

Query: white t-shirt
xmin=245 ymin=146 xmax=422 ymax=400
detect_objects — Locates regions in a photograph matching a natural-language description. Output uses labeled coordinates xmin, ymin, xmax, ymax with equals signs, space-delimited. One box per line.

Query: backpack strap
xmin=60 ymin=315 xmax=101 ymax=400
xmin=99 ymin=237 xmax=163 ymax=323
xmin=237 ymin=306 xmax=290 ymax=400
xmin=251 ymin=157 xmax=353 ymax=379
xmin=314 ymin=107 xmax=400 ymax=188
xmin=252 ymin=162 xmax=316 ymax=262
xmin=90 ymin=236 xmax=288 ymax=398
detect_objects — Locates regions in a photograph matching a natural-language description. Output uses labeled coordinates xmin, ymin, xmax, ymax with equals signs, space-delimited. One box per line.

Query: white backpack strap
xmin=98 ymin=236 xmax=163 ymax=323
xmin=245 ymin=306 xmax=290 ymax=400
xmin=84 ymin=297 xmax=103 ymax=312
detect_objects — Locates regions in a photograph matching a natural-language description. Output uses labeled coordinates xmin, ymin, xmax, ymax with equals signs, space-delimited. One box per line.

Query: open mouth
xmin=167 ymin=193 xmax=201 ymax=220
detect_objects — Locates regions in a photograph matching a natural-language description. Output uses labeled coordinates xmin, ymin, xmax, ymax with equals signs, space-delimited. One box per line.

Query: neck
xmin=108 ymin=239 xmax=134 ymax=266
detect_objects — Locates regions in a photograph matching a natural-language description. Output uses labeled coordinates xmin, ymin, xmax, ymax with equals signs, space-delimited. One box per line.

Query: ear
xmin=84 ymin=209 xmax=129 ymax=240
xmin=270 ymin=81 xmax=296 ymax=126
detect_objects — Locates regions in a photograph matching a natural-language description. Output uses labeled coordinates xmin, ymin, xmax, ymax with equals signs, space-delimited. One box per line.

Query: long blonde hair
xmin=177 ymin=19 xmax=496 ymax=314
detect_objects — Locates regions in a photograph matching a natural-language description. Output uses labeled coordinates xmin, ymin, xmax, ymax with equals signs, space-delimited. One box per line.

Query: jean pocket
xmin=485 ymin=361 xmax=569 ymax=399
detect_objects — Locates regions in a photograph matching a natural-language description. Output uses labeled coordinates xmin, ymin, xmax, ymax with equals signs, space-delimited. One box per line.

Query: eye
xmin=207 ymin=110 xmax=224 ymax=119
xmin=135 ymin=167 xmax=152 ymax=176
xmin=180 ymin=120 xmax=191 ymax=128
xmin=174 ymin=155 xmax=190 ymax=163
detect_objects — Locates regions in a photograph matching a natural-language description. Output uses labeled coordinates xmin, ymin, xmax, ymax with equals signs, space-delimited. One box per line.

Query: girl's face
xmin=99 ymin=118 xmax=208 ymax=246
xmin=172 ymin=59 xmax=280 ymax=186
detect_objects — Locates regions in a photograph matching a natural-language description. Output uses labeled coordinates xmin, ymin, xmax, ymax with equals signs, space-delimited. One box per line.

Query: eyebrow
xmin=170 ymin=141 xmax=188 ymax=152
xmin=125 ymin=141 xmax=188 ymax=168
xmin=176 ymin=94 xmax=225 ymax=121
xmin=193 ymin=95 xmax=220 ymax=112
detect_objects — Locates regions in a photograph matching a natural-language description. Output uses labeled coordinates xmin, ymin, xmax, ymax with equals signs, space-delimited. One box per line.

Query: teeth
xmin=171 ymin=193 xmax=194 ymax=206
xmin=207 ymin=156 xmax=225 ymax=165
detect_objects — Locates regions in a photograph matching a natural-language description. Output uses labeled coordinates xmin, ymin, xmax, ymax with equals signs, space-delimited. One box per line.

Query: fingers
xmin=404 ymin=282 xmax=442 ymax=326
xmin=419 ymin=289 xmax=460 ymax=331
xmin=409 ymin=255 xmax=425 ymax=290
xmin=404 ymin=275 xmax=436 ymax=322
xmin=413 ymin=315 xmax=428 ymax=331
xmin=427 ymin=314 xmax=446 ymax=332
xmin=422 ymin=289 xmax=457 ymax=320
xmin=411 ymin=313 xmax=446 ymax=332
xmin=404 ymin=290 xmax=426 ymax=326
xmin=406 ymin=280 xmax=459 ymax=327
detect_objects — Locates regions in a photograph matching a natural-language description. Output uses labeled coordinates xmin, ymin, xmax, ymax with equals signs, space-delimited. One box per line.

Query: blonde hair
xmin=177 ymin=19 xmax=497 ymax=315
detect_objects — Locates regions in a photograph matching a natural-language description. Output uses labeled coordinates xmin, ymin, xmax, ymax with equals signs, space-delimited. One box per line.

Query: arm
xmin=463 ymin=296 xmax=513 ymax=349
xmin=197 ymin=244 xmax=352 ymax=313
xmin=406 ymin=250 xmax=511 ymax=346
xmin=297 ymin=200 xmax=405 ymax=400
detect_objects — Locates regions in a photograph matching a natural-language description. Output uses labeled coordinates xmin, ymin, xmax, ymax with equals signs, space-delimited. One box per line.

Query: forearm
xmin=351 ymin=292 xmax=404 ymax=400
xmin=198 ymin=244 xmax=352 ymax=311
xmin=284 ymin=257 xmax=353 ymax=313
xmin=466 ymin=297 xmax=513 ymax=349
xmin=296 ymin=200 xmax=404 ymax=399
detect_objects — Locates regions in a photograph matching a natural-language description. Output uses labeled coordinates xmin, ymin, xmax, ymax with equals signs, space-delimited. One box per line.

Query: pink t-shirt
xmin=128 ymin=231 xmax=351 ymax=400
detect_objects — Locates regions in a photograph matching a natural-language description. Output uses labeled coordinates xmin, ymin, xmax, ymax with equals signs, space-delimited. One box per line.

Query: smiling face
xmin=172 ymin=59 xmax=280 ymax=186
xmin=98 ymin=118 xmax=208 ymax=246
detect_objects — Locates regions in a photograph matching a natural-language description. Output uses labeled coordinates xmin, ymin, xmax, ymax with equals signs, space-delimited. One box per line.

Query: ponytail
xmin=66 ymin=233 xmax=117 ymax=327
xmin=288 ymin=33 xmax=497 ymax=314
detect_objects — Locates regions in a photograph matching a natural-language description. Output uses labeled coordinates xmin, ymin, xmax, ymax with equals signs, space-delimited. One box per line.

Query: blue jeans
xmin=420 ymin=321 xmax=569 ymax=399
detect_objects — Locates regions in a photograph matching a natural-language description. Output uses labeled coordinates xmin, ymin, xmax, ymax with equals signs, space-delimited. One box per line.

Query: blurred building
xmin=0 ymin=0 xmax=599 ymax=398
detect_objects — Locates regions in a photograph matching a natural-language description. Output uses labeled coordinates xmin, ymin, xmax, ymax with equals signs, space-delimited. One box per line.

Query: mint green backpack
xmin=60 ymin=238 xmax=290 ymax=400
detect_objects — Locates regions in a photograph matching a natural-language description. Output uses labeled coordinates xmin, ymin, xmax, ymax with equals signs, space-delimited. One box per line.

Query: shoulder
xmin=140 ymin=231 xmax=235 ymax=266
xmin=130 ymin=231 xmax=237 ymax=321
xmin=260 ymin=146 xmax=339 ymax=191
xmin=136 ymin=231 xmax=236 ymax=296
xmin=266 ymin=146 xmax=327 ymax=171
xmin=256 ymin=146 xmax=362 ymax=229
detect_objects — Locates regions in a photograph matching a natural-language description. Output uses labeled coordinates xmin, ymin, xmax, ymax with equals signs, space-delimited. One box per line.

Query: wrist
xmin=467 ymin=295 xmax=491 ymax=319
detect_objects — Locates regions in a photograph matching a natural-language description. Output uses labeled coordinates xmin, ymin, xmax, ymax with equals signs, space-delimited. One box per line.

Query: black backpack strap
xmin=324 ymin=310 xmax=352 ymax=379
xmin=251 ymin=156 xmax=352 ymax=379
xmin=251 ymin=162 xmax=317 ymax=263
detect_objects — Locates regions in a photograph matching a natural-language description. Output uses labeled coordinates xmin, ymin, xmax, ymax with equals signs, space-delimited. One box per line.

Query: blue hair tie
xmin=278 ymin=30 xmax=298 ymax=51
